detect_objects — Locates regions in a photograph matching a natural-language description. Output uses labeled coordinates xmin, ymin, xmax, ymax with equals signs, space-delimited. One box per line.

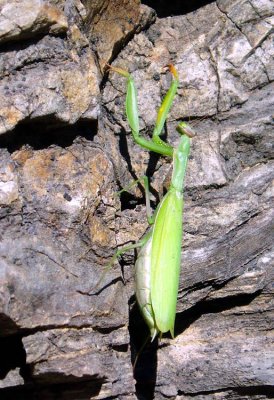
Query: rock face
xmin=0 ymin=0 xmax=273 ymax=399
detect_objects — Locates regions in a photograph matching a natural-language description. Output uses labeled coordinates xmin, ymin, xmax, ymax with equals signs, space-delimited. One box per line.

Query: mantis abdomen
xmin=134 ymin=232 xmax=159 ymax=340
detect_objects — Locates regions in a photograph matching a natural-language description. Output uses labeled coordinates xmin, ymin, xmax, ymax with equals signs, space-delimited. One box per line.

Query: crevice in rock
xmin=119 ymin=190 xmax=144 ymax=211
xmin=115 ymin=126 xmax=160 ymax=212
xmin=0 ymin=35 xmax=69 ymax=77
xmin=115 ymin=126 xmax=164 ymax=212
xmin=0 ymin=321 xmax=126 ymax=342
xmin=0 ymin=335 xmax=26 ymax=380
xmin=202 ymin=291 xmax=261 ymax=314
xmin=0 ymin=119 xmax=98 ymax=152
xmin=0 ymin=377 xmax=105 ymax=400
xmin=92 ymin=324 xmax=125 ymax=335
xmin=110 ymin=343 xmax=128 ymax=353
xmin=141 ymin=0 xmax=216 ymax=18
xmin=0 ymin=33 xmax=67 ymax=53
xmin=178 ymin=384 xmax=274 ymax=397
xmin=175 ymin=291 xmax=260 ymax=336
xmin=182 ymin=275 xmax=235 ymax=296
xmin=77 ymin=276 xmax=122 ymax=296
xmin=129 ymin=302 xmax=157 ymax=400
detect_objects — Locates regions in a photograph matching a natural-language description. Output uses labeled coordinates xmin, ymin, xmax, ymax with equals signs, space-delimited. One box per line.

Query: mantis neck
xmin=170 ymin=135 xmax=191 ymax=193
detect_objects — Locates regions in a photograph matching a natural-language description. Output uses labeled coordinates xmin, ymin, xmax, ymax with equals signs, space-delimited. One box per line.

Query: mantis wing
xmin=150 ymin=188 xmax=183 ymax=337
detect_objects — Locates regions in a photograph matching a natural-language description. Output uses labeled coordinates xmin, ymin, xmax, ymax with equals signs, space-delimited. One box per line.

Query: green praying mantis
xmin=105 ymin=63 xmax=194 ymax=341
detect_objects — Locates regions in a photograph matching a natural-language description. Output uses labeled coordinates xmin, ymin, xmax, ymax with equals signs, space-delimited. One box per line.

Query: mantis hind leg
xmin=133 ymin=333 xmax=151 ymax=371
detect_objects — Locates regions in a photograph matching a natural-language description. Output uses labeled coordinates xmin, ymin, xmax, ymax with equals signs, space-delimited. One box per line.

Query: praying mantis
xmin=105 ymin=63 xmax=194 ymax=340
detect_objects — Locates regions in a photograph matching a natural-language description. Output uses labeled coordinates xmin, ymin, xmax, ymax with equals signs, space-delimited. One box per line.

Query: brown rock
xmin=84 ymin=0 xmax=156 ymax=68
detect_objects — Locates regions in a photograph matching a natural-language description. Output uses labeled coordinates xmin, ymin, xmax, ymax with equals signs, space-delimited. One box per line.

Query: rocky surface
xmin=83 ymin=0 xmax=156 ymax=68
xmin=0 ymin=0 xmax=273 ymax=399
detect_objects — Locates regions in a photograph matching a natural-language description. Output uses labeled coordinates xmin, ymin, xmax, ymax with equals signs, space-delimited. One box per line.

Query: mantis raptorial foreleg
xmin=106 ymin=65 xmax=177 ymax=156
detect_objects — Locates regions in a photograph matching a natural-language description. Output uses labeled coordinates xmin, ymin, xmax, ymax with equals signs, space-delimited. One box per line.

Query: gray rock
xmin=0 ymin=0 xmax=68 ymax=44
xmin=0 ymin=0 xmax=273 ymax=399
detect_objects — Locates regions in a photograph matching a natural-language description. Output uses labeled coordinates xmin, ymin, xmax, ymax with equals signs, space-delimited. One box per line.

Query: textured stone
xmin=0 ymin=40 xmax=99 ymax=134
xmin=22 ymin=327 xmax=134 ymax=397
xmin=0 ymin=368 xmax=24 ymax=388
xmin=0 ymin=142 xmax=124 ymax=332
xmin=83 ymin=0 xmax=156 ymax=68
xmin=0 ymin=0 xmax=68 ymax=43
